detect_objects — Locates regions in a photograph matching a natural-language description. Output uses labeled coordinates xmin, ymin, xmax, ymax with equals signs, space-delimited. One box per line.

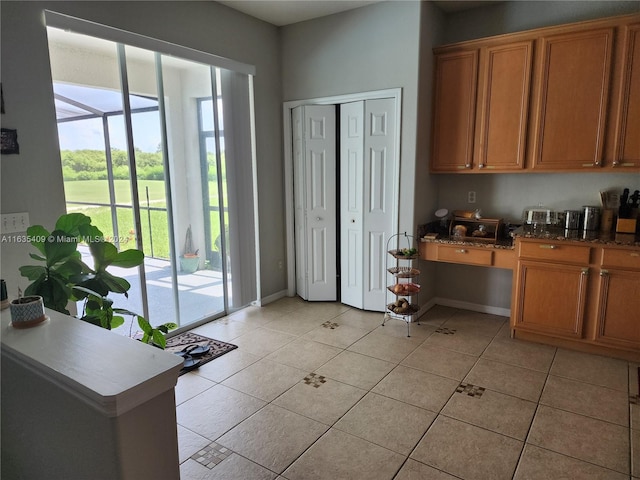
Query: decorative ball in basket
xmin=10 ymin=295 xmax=47 ymax=329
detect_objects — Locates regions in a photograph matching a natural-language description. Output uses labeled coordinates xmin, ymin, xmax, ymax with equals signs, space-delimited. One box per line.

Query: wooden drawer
xmin=437 ymin=245 xmax=493 ymax=266
xmin=600 ymin=247 xmax=640 ymax=270
xmin=518 ymin=240 xmax=591 ymax=264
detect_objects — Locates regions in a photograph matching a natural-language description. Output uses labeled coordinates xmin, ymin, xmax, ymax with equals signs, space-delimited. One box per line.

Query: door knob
xmin=351 ymin=219 xmax=355 ymax=223
xmin=316 ymin=217 xmax=322 ymax=221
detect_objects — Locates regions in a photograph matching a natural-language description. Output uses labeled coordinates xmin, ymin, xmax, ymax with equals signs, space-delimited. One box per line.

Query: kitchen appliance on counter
xmin=582 ymin=206 xmax=601 ymax=231
xmin=564 ymin=210 xmax=582 ymax=230
xmin=522 ymin=205 xmax=561 ymax=231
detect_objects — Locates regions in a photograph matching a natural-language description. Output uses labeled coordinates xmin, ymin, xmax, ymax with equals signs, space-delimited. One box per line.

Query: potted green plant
xmin=18 ymin=213 xmax=175 ymax=346
xmin=179 ymin=225 xmax=199 ymax=274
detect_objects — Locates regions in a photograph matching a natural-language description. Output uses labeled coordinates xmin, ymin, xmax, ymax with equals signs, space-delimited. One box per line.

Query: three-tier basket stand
xmin=382 ymin=232 xmax=421 ymax=337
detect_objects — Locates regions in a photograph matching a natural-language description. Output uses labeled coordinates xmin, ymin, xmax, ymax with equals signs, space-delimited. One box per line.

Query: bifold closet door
xmin=341 ymin=98 xmax=397 ymax=311
xmin=292 ymin=105 xmax=337 ymax=301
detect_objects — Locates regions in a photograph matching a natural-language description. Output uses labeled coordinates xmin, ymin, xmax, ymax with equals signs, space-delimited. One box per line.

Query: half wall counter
xmin=1 ymin=307 xmax=183 ymax=480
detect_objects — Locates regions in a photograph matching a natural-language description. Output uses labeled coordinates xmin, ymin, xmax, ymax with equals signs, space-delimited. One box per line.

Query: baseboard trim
xmin=256 ymin=289 xmax=288 ymax=307
xmin=432 ymin=297 xmax=511 ymax=318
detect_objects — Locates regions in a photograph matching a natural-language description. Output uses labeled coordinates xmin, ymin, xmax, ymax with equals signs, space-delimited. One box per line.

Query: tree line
xmin=61 ymin=148 xmax=165 ymax=181
xmin=61 ymin=149 xmax=222 ymax=181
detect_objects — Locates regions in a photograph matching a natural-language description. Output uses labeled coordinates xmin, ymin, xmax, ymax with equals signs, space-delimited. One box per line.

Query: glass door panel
xmin=124 ymin=45 xmax=177 ymax=325
xmin=160 ymin=56 xmax=226 ymax=325
xmin=47 ymin=24 xmax=249 ymax=335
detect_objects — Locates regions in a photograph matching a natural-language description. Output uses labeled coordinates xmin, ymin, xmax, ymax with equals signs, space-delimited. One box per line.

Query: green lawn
xmin=65 ymin=179 xmax=225 ymax=260
xmin=65 ymin=179 xmax=222 ymax=206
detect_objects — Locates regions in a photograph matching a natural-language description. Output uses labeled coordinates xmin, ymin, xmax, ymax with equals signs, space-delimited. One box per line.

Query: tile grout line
xmin=511 ymin=345 xmax=558 ymax=479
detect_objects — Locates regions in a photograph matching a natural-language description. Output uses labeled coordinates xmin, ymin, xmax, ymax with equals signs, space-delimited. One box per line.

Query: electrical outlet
xmin=468 ymin=191 xmax=476 ymax=204
xmin=1 ymin=212 xmax=30 ymax=233
xmin=277 ymin=260 xmax=283 ymax=270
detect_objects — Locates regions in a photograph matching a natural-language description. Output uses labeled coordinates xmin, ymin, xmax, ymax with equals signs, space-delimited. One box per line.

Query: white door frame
xmin=283 ymin=88 xmax=402 ymax=297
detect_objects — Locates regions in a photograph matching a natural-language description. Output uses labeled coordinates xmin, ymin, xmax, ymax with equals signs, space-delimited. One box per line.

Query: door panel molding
xmin=284 ymin=89 xmax=402 ymax=300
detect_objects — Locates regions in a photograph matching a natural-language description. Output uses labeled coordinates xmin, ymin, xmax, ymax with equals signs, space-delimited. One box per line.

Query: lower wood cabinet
xmin=512 ymin=238 xmax=640 ymax=361
xmin=514 ymin=260 xmax=588 ymax=338
xmin=594 ymin=267 xmax=640 ymax=349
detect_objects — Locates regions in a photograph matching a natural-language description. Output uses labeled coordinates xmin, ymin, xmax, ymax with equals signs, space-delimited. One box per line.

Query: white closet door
xmin=340 ymin=101 xmax=365 ymax=308
xmin=293 ymin=105 xmax=337 ymax=301
xmin=292 ymin=106 xmax=308 ymax=299
xmin=363 ymin=98 xmax=397 ymax=311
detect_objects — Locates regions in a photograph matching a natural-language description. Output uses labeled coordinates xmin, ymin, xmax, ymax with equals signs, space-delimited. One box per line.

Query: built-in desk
xmin=419 ymin=238 xmax=516 ymax=270
xmin=1 ymin=308 xmax=183 ymax=480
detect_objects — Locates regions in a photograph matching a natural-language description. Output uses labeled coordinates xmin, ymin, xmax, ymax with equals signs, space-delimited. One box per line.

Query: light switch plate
xmin=1 ymin=212 xmax=30 ymax=233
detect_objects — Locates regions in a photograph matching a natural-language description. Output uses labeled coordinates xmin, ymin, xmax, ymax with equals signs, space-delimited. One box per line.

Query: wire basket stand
xmin=382 ymin=232 xmax=421 ymax=337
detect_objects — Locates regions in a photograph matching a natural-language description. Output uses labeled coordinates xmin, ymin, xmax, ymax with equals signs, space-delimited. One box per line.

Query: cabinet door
xmin=611 ymin=23 xmax=640 ymax=168
xmin=514 ymin=261 xmax=589 ymax=338
xmin=594 ymin=268 xmax=640 ymax=349
xmin=431 ymin=50 xmax=478 ymax=172
xmin=531 ymin=28 xmax=614 ymax=170
xmin=475 ymin=41 xmax=533 ymax=171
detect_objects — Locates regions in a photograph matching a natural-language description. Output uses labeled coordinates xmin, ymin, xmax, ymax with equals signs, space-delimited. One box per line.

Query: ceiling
xmin=217 ymin=0 xmax=498 ymax=26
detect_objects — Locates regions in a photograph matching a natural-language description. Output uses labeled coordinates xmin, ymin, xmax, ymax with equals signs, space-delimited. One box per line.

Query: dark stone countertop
xmin=512 ymin=226 xmax=640 ymax=248
xmin=420 ymin=235 xmax=515 ymax=250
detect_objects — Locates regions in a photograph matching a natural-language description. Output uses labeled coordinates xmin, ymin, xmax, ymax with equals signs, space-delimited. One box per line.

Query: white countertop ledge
xmin=1 ymin=308 xmax=183 ymax=417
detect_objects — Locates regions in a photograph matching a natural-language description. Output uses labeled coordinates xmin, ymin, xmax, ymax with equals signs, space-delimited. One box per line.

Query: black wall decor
xmin=1 ymin=128 xmax=19 ymax=155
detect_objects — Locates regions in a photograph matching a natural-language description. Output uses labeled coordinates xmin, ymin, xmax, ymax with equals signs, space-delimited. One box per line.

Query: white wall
xmin=427 ymin=0 xmax=640 ymax=311
xmin=0 ymin=1 xmax=285 ymax=299
xmin=281 ymin=1 xmax=445 ymax=305
xmin=282 ymin=1 xmax=424 ymax=235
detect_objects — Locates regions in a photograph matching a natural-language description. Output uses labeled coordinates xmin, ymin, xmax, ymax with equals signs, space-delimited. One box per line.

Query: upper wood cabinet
xmin=530 ymin=28 xmax=614 ymax=170
xmin=475 ymin=41 xmax=533 ymax=171
xmin=611 ymin=22 xmax=640 ymax=168
xmin=430 ymin=13 xmax=640 ymax=173
xmin=431 ymin=42 xmax=532 ymax=172
xmin=431 ymin=50 xmax=478 ymax=172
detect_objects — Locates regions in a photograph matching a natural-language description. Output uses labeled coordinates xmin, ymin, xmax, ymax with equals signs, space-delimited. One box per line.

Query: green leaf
xmin=78 ymin=223 xmax=104 ymax=241
xmin=51 ymin=259 xmax=83 ymax=278
xmin=111 ymin=315 xmax=125 ymax=329
xmin=152 ymin=330 xmax=166 ymax=349
xmin=163 ymin=322 xmax=178 ymax=331
xmin=93 ymin=271 xmax=131 ymax=294
xmin=137 ymin=316 xmax=153 ymax=335
xmin=44 ymin=231 xmax=78 ymax=267
xmin=55 ymin=213 xmax=92 ymax=236
xmin=110 ymin=249 xmax=144 ymax=268
xmin=19 ymin=265 xmax=47 ymax=281
xmin=72 ymin=285 xmax=104 ymax=300
xmin=141 ymin=333 xmax=151 ymax=344
xmin=29 ymin=253 xmax=46 ymax=262
xmin=80 ymin=315 xmax=102 ymax=327
xmin=26 ymin=225 xmax=50 ymax=255
xmin=89 ymin=242 xmax=118 ymax=269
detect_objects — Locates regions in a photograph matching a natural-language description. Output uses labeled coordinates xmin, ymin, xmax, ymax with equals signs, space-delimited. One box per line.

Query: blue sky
xmin=57 ymin=111 xmax=162 ymax=152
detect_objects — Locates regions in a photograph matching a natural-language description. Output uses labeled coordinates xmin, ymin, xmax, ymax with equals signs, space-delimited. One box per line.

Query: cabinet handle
xmin=478 ymin=164 xmax=485 ymax=169
xmin=539 ymin=245 xmax=557 ymax=249
xmin=455 ymin=249 xmax=467 ymax=253
xmin=600 ymin=269 xmax=609 ymax=277
xmin=465 ymin=163 xmax=472 ymax=169
xmin=612 ymin=160 xmax=619 ymax=167
xmin=581 ymin=268 xmax=589 ymax=276
xmin=316 ymin=217 xmax=322 ymax=221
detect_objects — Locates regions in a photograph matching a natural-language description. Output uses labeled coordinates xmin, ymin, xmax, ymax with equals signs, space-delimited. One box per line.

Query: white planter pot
xmin=10 ymin=296 xmax=47 ymax=329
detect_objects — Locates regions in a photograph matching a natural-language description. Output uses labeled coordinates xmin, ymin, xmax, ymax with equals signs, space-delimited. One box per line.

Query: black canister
xmin=582 ymin=206 xmax=601 ymax=231
xmin=564 ymin=210 xmax=582 ymax=229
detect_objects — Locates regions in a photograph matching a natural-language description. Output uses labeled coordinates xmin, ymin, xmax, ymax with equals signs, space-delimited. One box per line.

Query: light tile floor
xmin=175 ymin=298 xmax=639 ymax=480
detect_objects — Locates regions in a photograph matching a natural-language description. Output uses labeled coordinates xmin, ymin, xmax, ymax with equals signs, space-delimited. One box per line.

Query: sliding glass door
xmin=46 ymin=21 xmax=255 ymax=333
